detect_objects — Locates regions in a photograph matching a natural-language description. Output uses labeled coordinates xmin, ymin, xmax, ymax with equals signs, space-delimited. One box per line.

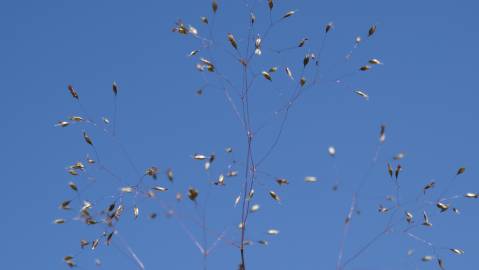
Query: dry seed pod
xmin=71 ymin=162 xmax=84 ymax=170
xmin=393 ymin=152 xmax=405 ymax=160
xmin=64 ymin=255 xmax=73 ymax=262
xmin=304 ymin=176 xmax=318 ymax=183
xmin=387 ymin=163 xmax=393 ymax=177
xmin=55 ymin=121 xmax=70 ymax=127
xmin=457 ymin=167 xmax=465 ymax=175
xmin=328 ymin=146 xmax=336 ymax=157
xmin=359 ymin=65 xmax=371 ymax=71
xmin=87 ymin=156 xmax=95 ymax=164
xmin=83 ymin=132 xmax=93 ymax=146
xmin=438 ymin=258 xmax=445 ymax=270
xmin=188 ymin=25 xmax=198 ymax=35
xmin=228 ymin=170 xmax=238 ymax=177
xmin=209 ymin=153 xmax=216 ymax=163
xmin=92 ymin=239 xmax=100 ymax=250
xmin=276 ymin=178 xmax=289 ymax=185
xmin=303 ymin=54 xmax=310 ymax=67
xmin=68 ymin=181 xmax=78 ymax=192
xmin=262 ymin=71 xmax=272 ymax=81
xmin=64 ymin=256 xmax=75 ymax=268
xmin=204 ymin=161 xmax=211 ymax=171
xmin=257 ymin=240 xmax=268 ymax=245
xmin=285 ymin=67 xmax=294 ymax=80
xmin=115 ymin=204 xmax=124 ymax=218
xmin=269 ymin=67 xmax=278 ymax=73
xmin=199 ymin=58 xmax=215 ymax=71
xmin=422 ymin=255 xmax=434 ymax=262
xmin=172 ymin=21 xmax=188 ymax=35
xmin=121 ymin=186 xmax=134 ymax=193
xmin=227 ymin=33 xmax=238 ymax=50
xmin=112 ymin=81 xmax=118 ymax=95
xmin=212 ymin=0 xmax=218 ymax=13
xmin=355 ymin=36 xmax=362 ymax=45
xmin=166 ymin=168 xmax=174 ymax=182
xmin=107 ymin=203 xmax=115 ymax=212
xmin=251 ymin=204 xmax=260 ymax=212
xmin=53 ymin=218 xmax=65 ymax=224
xmin=269 ymin=190 xmax=280 ymax=201
xmin=354 ymin=90 xmax=369 ymax=100
xmin=368 ymin=24 xmax=377 ymax=37
xmin=60 ymin=200 xmax=71 ymax=210
xmin=106 ymin=232 xmax=114 ymax=245
xmin=214 ymin=174 xmax=225 ymax=185
xmin=133 ymin=206 xmax=139 ymax=219
xmin=70 ymin=116 xmax=83 ymax=122
xmin=81 ymin=201 xmax=92 ymax=212
xmin=85 ymin=218 xmax=97 ymax=225
xmin=152 ymin=186 xmax=168 ymax=192
xmin=188 ymin=187 xmax=199 ymax=201
xmin=80 ymin=240 xmax=89 ymax=249
xmin=200 ymin=16 xmax=208 ymax=24
xmin=450 ymin=248 xmax=464 ymax=255
xmin=369 ymin=58 xmax=382 ymax=65
xmin=422 ymin=211 xmax=432 ymax=227
xmin=268 ymin=0 xmax=273 ymax=10
xmin=267 ymin=229 xmax=279 ymax=235
xmin=225 ymin=147 xmax=233 ymax=153
xmin=465 ymin=192 xmax=479 ymax=198
xmin=405 ymin=211 xmax=413 ymax=224
xmin=146 ymin=166 xmax=159 ymax=179
xmin=436 ymin=202 xmax=449 ymax=212
xmin=379 ymin=125 xmax=386 ymax=143
xmin=188 ymin=50 xmax=200 ymax=57
xmin=193 ymin=153 xmax=207 ymax=160
xmin=378 ymin=205 xmax=389 ymax=213
xmin=249 ymin=12 xmax=256 ymax=24
xmin=300 ymin=77 xmax=306 ymax=87
xmin=234 ymin=195 xmax=241 ymax=207
xmin=395 ymin=164 xmax=401 ymax=179
xmin=423 ymin=181 xmax=435 ymax=194
xmin=298 ymin=37 xmax=308 ymax=47
xmin=325 ymin=22 xmax=333 ymax=33
xmin=248 ymin=189 xmax=255 ymax=200
xmin=147 ymin=190 xmax=155 ymax=198
xmin=67 ymin=85 xmax=79 ymax=99
xmin=282 ymin=10 xmax=295 ymax=19
xmin=196 ymin=63 xmax=206 ymax=72
xmin=255 ymin=35 xmax=262 ymax=56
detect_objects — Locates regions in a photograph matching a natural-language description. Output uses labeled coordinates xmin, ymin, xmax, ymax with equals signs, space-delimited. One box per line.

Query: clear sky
xmin=1 ymin=0 xmax=479 ymax=269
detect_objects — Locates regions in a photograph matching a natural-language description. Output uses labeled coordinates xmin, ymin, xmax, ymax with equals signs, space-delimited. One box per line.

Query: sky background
xmin=1 ymin=0 xmax=479 ymax=269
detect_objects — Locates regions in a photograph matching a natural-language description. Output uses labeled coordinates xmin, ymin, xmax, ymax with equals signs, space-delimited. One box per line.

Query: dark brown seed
xmin=212 ymin=0 xmax=218 ymax=13
xmin=112 ymin=81 xmax=118 ymax=95
xmin=67 ymin=85 xmax=79 ymax=99
xmin=368 ymin=25 xmax=377 ymax=37
xmin=83 ymin=132 xmax=93 ymax=145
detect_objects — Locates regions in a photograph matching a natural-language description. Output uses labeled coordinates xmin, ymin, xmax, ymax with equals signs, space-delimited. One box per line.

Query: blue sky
xmin=1 ymin=0 xmax=479 ymax=269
